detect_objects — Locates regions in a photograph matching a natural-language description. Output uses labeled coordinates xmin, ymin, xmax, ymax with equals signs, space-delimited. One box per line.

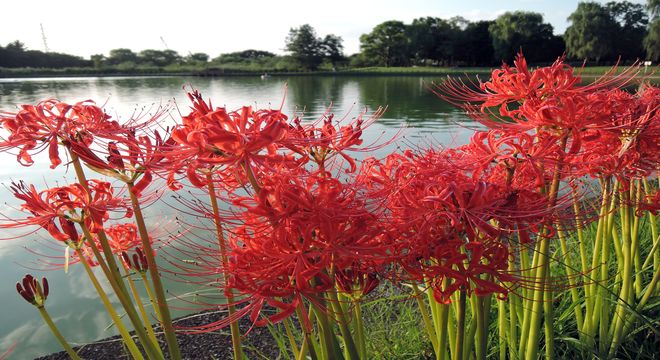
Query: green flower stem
xmin=327 ymin=291 xmax=360 ymax=360
xmin=525 ymin=132 xmax=566 ymax=360
xmin=506 ymin=253 xmax=519 ymax=360
xmin=446 ymin=295 xmax=457 ymax=360
xmin=454 ymin=289 xmax=466 ymax=360
xmin=642 ymin=179 xmax=659 ymax=271
xmin=80 ymin=224 xmax=161 ymax=360
xmin=572 ymin=188 xmax=589 ymax=277
xmin=71 ymin=152 xmax=163 ymax=359
xmin=311 ymin=301 xmax=335 ymax=360
xmin=139 ymin=272 xmax=162 ymax=323
xmin=283 ymin=318 xmax=301 ymax=360
xmin=296 ymin=331 xmax=310 ymax=360
xmin=583 ymin=179 xmax=613 ymax=348
xmin=37 ymin=307 xmax=82 ymax=360
xmin=508 ymin=295 xmax=520 ymax=360
xmin=350 ymin=298 xmax=367 ymax=359
xmin=475 ymin=295 xmax=488 ymax=360
xmin=205 ymin=175 xmax=243 ymax=360
xmin=74 ymin=247 xmax=145 ymax=360
xmin=621 ymin=264 xmax=660 ymax=337
xmin=465 ymin=295 xmax=478 ymax=360
xmin=437 ymin=301 xmax=450 ymax=360
xmin=556 ymin=225 xmax=584 ymax=336
xmin=295 ymin=305 xmax=319 ymax=360
xmin=427 ymin=288 xmax=444 ymax=360
xmin=411 ymin=281 xmax=439 ymax=354
xmin=608 ymin=191 xmax=635 ymax=356
xmin=127 ymin=182 xmax=181 ymax=360
xmin=641 ymin=235 xmax=660 ymax=271
xmin=518 ymin=240 xmax=541 ymax=358
xmin=597 ymin=190 xmax=616 ymax=356
xmin=497 ymin=299 xmax=507 ymax=360
xmin=123 ymin=267 xmax=162 ymax=354
xmin=631 ymin=181 xmax=643 ymax=297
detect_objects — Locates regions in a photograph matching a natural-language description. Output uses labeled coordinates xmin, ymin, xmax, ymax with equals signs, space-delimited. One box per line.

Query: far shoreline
xmin=1 ymin=66 xmax=656 ymax=81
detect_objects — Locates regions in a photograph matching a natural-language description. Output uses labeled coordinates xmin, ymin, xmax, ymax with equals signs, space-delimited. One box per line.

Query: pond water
xmin=0 ymin=75 xmax=476 ymax=359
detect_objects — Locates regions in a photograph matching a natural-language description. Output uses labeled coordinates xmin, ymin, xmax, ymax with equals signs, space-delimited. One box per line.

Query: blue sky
xmin=0 ymin=0 xmax=646 ymax=58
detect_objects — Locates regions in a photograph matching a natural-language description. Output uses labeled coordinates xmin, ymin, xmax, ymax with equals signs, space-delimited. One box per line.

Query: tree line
xmin=1 ymin=0 xmax=658 ymax=71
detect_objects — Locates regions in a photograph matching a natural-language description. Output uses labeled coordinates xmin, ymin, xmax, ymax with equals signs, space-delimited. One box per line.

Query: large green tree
xmin=607 ymin=1 xmax=648 ymax=60
xmin=138 ymin=49 xmax=181 ymax=67
xmin=285 ymin=24 xmax=324 ymax=70
xmin=489 ymin=12 xmax=560 ymax=63
xmin=320 ymin=34 xmax=345 ymax=67
xmin=455 ymin=20 xmax=495 ymax=66
xmin=565 ymin=2 xmax=618 ymax=63
xmin=107 ymin=48 xmax=138 ymax=65
xmin=359 ymin=20 xmax=410 ymax=67
xmin=646 ymin=0 xmax=660 ymax=61
xmin=407 ymin=17 xmax=459 ymax=65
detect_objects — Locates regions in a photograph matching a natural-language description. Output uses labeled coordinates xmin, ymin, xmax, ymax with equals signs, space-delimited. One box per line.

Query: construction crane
xmin=160 ymin=36 xmax=169 ymax=50
xmin=40 ymin=23 xmax=49 ymax=52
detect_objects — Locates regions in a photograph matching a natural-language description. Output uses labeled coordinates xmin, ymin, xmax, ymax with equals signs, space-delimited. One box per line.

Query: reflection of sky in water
xmin=0 ymin=75 xmax=477 ymax=358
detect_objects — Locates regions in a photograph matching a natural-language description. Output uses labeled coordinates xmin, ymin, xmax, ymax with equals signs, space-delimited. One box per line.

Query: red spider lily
xmin=1 ymin=180 xmax=131 ymax=240
xmin=67 ymin=128 xmax=177 ymax=197
xmin=426 ymin=241 xmax=515 ymax=303
xmin=16 ymin=274 xmax=49 ymax=307
xmin=0 ymin=99 xmax=121 ymax=168
xmin=335 ymin=268 xmax=380 ymax=299
xmin=361 ymin=147 xmax=553 ymax=301
xmin=283 ymin=107 xmax=387 ymax=173
xmin=434 ymin=53 xmax=640 ymax=133
xmin=638 ymin=189 xmax=660 ymax=215
xmin=457 ymin=130 xmax=563 ymax=187
xmin=568 ymin=86 xmax=659 ymax=180
xmin=166 ymin=90 xmax=290 ymax=188
xmin=79 ymin=224 xmax=144 ymax=266
xmin=225 ymin=171 xmax=387 ymax=324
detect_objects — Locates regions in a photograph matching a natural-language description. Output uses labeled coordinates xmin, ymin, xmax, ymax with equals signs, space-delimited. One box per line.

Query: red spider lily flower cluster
xmin=1 ymin=180 xmax=132 ymax=242
xmin=0 ymin=99 xmax=118 ymax=168
xmin=359 ymin=148 xmax=550 ymax=302
xmin=226 ymin=171 xmax=387 ymax=324
xmin=165 ymin=90 xmax=291 ymax=190
xmin=1 ymin=53 xmax=657 ymax=350
xmin=162 ymin=90 xmax=390 ymax=329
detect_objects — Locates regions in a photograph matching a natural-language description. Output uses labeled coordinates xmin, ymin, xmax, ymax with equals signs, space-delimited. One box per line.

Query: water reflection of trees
xmin=355 ymin=76 xmax=466 ymax=128
xmin=286 ymin=76 xmax=347 ymax=116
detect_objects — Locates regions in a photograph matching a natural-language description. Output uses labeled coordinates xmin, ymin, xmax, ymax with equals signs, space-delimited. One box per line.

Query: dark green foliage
xmin=359 ymin=21 xmax=410 ymax=67
xmin=185 ymin=53 xmax=209 ymax=64
xmin=645 ymin=18 xmax=660 ymax=61
xmin=407 ymin=17 xmax=460 ymax=66
xmin=138 ymin=49 xmax=182 ymax=67
xmin=455 ymin=21 xmax=495 ymax=66
xmin=489 ymin=11 xmax=561 ymax=63
xmin=608 ymin=1 xmax=649 ymax=61
xmin=107 ymin=48 xmax=138 ymax=65
xmin=646 ymin=0 xmax=660 ymax=61
xmin=0 ymin=41 xmax=89 ymax=68
xmin=285 ymin=24 xmax=323 ymax=70
xmin=321 ymin=34 xmax=345 ymax=67
xmin=284 ymin=25 xmax=344 ymax=71
xmin=565 ymin=2 xmax=618 ymax=63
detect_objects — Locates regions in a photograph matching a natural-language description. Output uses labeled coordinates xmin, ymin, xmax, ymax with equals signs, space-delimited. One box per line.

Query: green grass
xmin=361 ymin=288 xmax=434 ymax=360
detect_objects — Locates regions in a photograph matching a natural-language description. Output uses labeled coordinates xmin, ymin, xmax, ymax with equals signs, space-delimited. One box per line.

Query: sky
xmin=0 ymin=0 xmax=646 ymax=59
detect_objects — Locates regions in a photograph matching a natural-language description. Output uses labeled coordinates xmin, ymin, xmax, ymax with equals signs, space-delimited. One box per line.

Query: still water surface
xmin=0 ymin=75 xmax=475 ymax=358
